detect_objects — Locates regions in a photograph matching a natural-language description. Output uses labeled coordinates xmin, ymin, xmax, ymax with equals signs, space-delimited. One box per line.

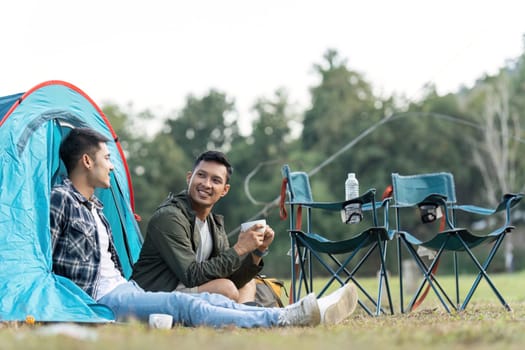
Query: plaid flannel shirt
xmin=49 ymin=178 xmax=123 ymax=298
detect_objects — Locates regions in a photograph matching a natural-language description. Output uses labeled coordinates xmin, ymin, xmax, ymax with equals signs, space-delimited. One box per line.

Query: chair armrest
xmin=299 ymin=201 xmax=345 ymax=211
xmin=417 ymin=193 xmax=448 ymax=207
xmin=356 ymin=190 xmax=391 ymax=228
xmin=455 ymin=193 xmax=523 ymax=215
xmin=391 ymin=193 xmax=447 ymax=209
xmin=454 ymin=204 xmax=495 ymax=216
xmin=294 ymin=189 xmax=377 ymax=212
xmin=343 ymin=188 xmax=376 ymax=206
xmin=455 ymin=193 xmax=523 ymax=227
xmin=362 ymin=199 xmax=390 ymax=211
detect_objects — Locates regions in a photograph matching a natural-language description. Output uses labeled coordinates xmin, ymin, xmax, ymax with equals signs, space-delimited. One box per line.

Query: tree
xmin=461 ymin=66 xmax=525 ymax=271
xmin=303 ymin=49 xmax=378 ymax=154
xmin=102 ymin=104 xmax=191 ymax=234
xmin=128 ymin=131 xmax=190 ymax=233
xmin=216 ymin=89 xmax=300 ymax=276
xmin=165 ymin=90 xmax=240 ymax=158
xmin=301 ymin=49 xmax=386 ymax=219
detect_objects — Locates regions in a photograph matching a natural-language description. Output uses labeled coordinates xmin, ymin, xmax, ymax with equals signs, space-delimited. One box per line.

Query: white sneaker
xmin=318 ymin=283 xmax=358 ymax=325
xmin=278 ymin=293 xmax=321 ymax=327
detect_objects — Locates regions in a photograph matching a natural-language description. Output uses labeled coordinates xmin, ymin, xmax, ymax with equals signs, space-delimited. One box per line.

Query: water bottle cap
xmin=347 ymin=172 xmax=356 ymax=178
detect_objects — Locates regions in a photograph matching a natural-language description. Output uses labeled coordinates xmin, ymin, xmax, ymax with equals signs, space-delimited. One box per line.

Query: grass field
xmin=2 ymin=272 xmax=525 ymax=350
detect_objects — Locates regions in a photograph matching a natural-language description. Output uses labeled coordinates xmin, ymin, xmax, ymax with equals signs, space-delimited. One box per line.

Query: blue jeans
xmin=97 ymin=281 xmax=282 ymax=328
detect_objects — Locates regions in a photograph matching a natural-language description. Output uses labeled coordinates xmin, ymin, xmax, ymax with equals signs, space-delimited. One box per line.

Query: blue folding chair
xmin=280 ymin=164 xmax=394 ymax=316
xmin=392 ymin=172 xmax=523 ymax=313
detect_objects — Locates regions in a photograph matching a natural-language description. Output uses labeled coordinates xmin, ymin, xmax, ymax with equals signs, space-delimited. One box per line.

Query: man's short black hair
xmin=60 ymin=127 xmax=110 ymax=174
xmin=193 ymin=150 xmax=233 ymax=183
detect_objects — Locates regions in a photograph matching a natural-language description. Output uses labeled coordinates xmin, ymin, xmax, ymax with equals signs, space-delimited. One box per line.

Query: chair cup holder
xmin=341 ymin=203 xmax=363 ymax=224
xmin=419 ymin=204 xmax=439 ymax=223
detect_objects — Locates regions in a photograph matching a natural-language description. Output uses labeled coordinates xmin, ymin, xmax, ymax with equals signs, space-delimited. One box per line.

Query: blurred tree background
xmin=103 ymin=38 xmax=525 ymax=278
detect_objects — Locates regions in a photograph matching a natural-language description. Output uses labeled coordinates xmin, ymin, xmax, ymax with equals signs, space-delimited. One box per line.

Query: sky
xmin=2 ymin=0 xmax=525 ymax=133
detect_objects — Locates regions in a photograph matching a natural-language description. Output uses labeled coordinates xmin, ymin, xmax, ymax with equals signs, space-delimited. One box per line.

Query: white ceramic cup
xmin=241 ymin=219 xmax=267 ymax=233
xmin=148 ymin=313 xmax=173 ymax=329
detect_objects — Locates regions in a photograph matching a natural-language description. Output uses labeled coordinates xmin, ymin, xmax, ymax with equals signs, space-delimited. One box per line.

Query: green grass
xmin=2 ymin=272 xmax=525 ymax=350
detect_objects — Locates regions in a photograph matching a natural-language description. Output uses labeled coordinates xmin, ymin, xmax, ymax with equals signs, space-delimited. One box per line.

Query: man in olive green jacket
xmin=132 ymin=151 xmax=274 ymax=304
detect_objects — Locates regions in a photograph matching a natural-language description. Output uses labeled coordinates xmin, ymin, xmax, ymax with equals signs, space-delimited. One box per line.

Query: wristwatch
xmin=252 ymin=248 xmax=269 ymax=257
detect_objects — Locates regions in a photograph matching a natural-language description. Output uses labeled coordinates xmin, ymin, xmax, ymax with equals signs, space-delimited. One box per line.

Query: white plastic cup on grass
xmin=148 ymin=313 xmax=173 ymax=329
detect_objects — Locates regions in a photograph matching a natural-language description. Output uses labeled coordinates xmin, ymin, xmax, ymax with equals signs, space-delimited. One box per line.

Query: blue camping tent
xmin=0 ymin=80 xmax=143 ymax=322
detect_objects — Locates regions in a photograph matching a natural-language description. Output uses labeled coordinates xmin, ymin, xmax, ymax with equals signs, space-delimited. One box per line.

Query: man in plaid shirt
xmin=49 ymin=127 xmax=358 ymax=328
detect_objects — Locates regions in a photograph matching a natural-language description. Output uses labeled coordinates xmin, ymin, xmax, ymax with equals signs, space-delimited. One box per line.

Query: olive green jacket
xmin=131 ymin=191 xmax=262 ymax=292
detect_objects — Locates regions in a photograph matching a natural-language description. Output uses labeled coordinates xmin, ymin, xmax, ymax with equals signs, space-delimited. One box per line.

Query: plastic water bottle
xmin=345 ymin=173 xmax=359 ymax=200
xmin=344 ymin=173 xmax=361 ymax=224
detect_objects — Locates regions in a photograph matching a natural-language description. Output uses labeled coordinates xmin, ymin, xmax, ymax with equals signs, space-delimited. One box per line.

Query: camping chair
xmin=279 ymin=164 xmax=394 ymax=316
xmin=391 ymin=172 xmax=523 ymax=313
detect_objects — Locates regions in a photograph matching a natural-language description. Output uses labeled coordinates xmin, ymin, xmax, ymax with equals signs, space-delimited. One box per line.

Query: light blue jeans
xmin=97 ymin=281 xmax=283 ymax=328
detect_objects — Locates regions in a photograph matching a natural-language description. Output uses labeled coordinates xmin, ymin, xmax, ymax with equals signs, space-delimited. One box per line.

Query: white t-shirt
xmin=176 ymin=218 xmax=213 ymax=292
xmin=195 ymin=217 xmax=213 ymax=263
xmin=92 ymin=206 xmax=127 ymax=300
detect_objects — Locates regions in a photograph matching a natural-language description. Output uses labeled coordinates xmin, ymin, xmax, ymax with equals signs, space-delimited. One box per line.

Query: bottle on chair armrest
xmin=343 ymin=173 xmax=362 ymax=224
